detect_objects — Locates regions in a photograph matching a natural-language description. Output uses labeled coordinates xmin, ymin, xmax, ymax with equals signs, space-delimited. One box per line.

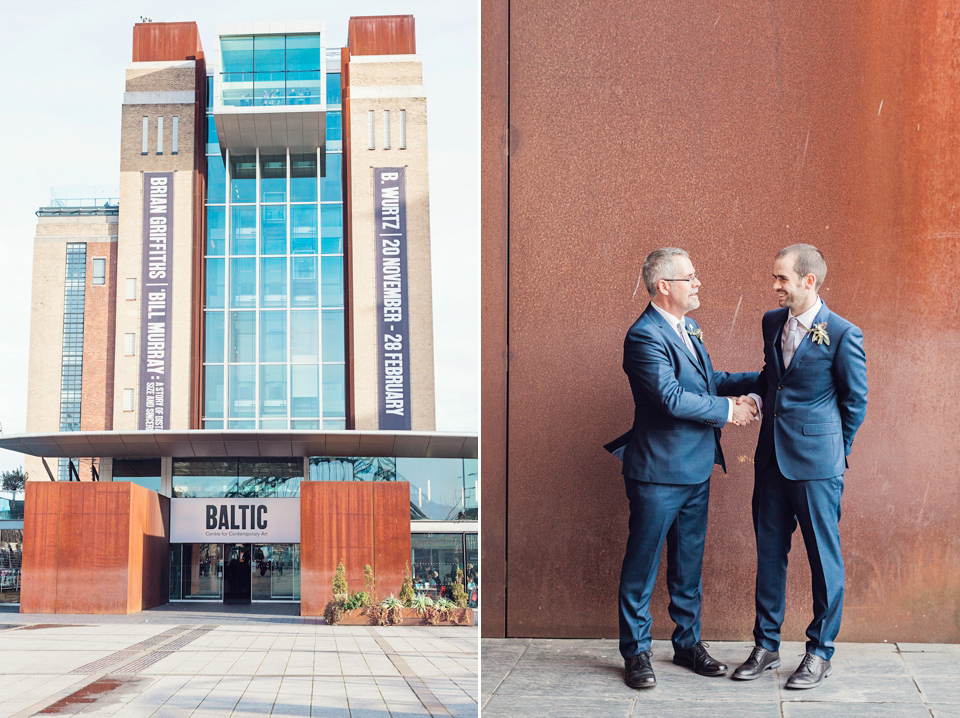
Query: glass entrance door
xmin=251 ymin=544 xmax=300 ymax=601
xmin=224 ymin=543 xmax=252 ymax=603
xmin=180 ymin=543 xmax=223 ymax=600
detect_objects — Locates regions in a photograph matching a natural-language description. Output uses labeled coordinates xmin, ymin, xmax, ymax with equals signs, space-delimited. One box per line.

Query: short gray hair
xmin=776 ymin=244 xmax=827 ymax=290
xmin=642 ymin=248 xmax=689 ymax=298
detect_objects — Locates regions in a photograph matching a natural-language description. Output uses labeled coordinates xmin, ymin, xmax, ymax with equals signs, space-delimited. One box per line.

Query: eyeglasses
xmin=662 ymin=274 xmax=699 ymax=283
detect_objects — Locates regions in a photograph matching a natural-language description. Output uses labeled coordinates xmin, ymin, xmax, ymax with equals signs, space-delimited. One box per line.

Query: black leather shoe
xmin=624 ymin=651 xmax=656 ymax=689
xmin=785 ymin=652 xmax=832 ymax=689
xmin=732 ymin=646 xmax=781 ymax=680
xmin=672 ymin=641 xmax=728 ymax=676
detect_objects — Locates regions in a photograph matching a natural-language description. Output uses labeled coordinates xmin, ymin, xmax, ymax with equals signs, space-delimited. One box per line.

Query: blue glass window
xmin=230 ymin=257 xmax=256 ymax=308
xmin=260 ymin=257 xmax=287 ymax=308
xmin=291 ymin=365 xmax=319 ymax=417
xmin=260 ymin=154 xmax=286 ymax=203
xmin=231 ymin=206 xmax=256 ymax=255
xmin=290 ymin=154 xmax=317 ymax=202
xmin=322 ymin=364 xmax=345 ymax=417
xmin=320 ymin=205 xmax=343 ymax=254
xmin=291 ymin=205 xmax=318 ymax=254
xmin=229 ymin=312 xmax=256 ymax=363
xmin=206 ymin=259 xmax=225 ymax=309
xmin=204 ymin=365 xmax=224 ymax=418
xmin=321 ymin=310 xmax=345 ymax=363
xmin=321 ymin=153 xmax=342 ymax=201
xmin=291 ymin=311 xmax=319 ymax=362
xmin=230 ymin=154 xmax=256 ymax=202
xmin=291 ymin=257 xmax=318 ymax=308
xmin=260 ymin=311 xmax=286 ymax=363
xmin=221 ymin=37 xmax=253 ymax=75
xmin=326 ymin=112 xmax=342 ymax=151
xmin=206 ymin=207 xmax=225 ymax=256
xmin=206 ymin=75 xmax=214 ymax=109
xmin=286 ymin=35 xmax=322 ymax=105
xmin=321 ymin=257 xmax=343 ymax=308
xmin=206 ymin=115 xmax=219 ymax=146
xmin=207 ymin=156 xmax=226 ymax=203
xmin=205 ymin=311 xmax=224 ymax=363
xmin=326 ymin=73 xmax=341 ymax=105
xmin=229 ymin=365 xmax=256 ymax=418
xmin=261 ymin=205 xmax=287 ymax=254
xmin=260 ymin=365 xmax=287 ymax=417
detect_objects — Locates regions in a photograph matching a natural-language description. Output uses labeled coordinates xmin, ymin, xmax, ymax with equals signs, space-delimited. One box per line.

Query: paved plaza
xmin=0 ymin=604 xmax=477 ymax=717
xmin=482 ymin=638 xmax=960 ymax=717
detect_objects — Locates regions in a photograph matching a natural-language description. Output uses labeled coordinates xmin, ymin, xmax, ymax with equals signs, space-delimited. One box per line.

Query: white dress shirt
xmin=651 ymin=302 xmax=734 ymax=423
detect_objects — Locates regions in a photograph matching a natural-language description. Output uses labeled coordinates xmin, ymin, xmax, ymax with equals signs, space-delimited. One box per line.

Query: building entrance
xmin=224 ymin=544 xmax=252 ymax=603
xmin=171 ymin=542 xmax=301 ymax=603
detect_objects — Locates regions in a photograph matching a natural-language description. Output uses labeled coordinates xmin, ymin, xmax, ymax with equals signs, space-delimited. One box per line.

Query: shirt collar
xmin=650 ymin=301 xmax=686 ymax=332
xmin=790 ymin=297 xmax=823 ymax=331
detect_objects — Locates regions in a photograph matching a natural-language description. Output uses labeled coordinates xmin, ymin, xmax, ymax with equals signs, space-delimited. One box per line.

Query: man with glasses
xmin=618 ymin=247 xmax=758 ymax=689
xmin=732 ymin=244 xmax=867 ymax=688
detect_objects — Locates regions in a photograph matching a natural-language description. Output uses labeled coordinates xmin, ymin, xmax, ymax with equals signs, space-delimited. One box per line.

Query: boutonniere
xmin=806 ymin=322 xmax=829 ymax=346
xmin=686 ymin=324 xmax=704 ymax=343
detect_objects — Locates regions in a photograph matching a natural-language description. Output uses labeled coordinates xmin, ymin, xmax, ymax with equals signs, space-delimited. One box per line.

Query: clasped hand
xmin=730 ymin=395 xmax=758 ymax=426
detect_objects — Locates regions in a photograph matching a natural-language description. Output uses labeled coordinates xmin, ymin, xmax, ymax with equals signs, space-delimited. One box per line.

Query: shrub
xmin=323 ymin=600 xmax=345 ymax=625
xmin=450 ymin=567 xmax=468 ymax=608
xmin=410 ymin=593 xmax=434 ymax=616
xmin=399 ymin=562 xmax=416 ymax=606
xmin=333 ymin=559 xmax=348 ymax=597
xmin=364 ymin=564 xmax=378 ymax=604
xmin=380 ymin=595 xmax=404 ymax=626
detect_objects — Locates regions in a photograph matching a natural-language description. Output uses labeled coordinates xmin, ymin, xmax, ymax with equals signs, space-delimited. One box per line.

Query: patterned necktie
xmin=677 ymin=322 xmax=698 ymax=361
xmin=783 ymin=317 xmax=800 ymax=367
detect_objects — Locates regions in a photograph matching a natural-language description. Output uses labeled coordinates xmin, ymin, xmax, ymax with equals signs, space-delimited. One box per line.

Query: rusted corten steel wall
xmin=482 ymin=1 xmax=960 ymax=641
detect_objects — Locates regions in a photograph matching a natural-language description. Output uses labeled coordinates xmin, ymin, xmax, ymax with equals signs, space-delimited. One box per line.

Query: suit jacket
xmin=621 ymin=303 xmax=758 ymax=485
xmin=753 ymin=302 xmax=868 ymax=480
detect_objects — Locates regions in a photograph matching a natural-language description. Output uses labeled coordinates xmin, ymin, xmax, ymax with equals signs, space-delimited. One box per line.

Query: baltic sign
xmin=139 ymin=172 xmax=173 ymax=430
xmin=374 ymin=167 xmax=412 ymax=430
xmin=170 ymin=499 xmax=301 ymax=543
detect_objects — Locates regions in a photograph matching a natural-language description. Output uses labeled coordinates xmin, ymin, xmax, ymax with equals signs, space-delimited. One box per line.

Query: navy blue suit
xmin=619 ymin=304 xmax=756 ymax=659
xmin=751 ymin=302 xmax=867 ymax=660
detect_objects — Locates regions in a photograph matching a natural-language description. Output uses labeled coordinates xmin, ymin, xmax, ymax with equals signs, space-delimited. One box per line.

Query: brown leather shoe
xmin=732 ymin=646 xmax=781 ymax=680
xmin=624 ymin=651 xmax=656 ymax=689
xmin=785 ymin=652 xmax=832 ymax=689
xmin=672 ymin=641 xmax=728 ymax=676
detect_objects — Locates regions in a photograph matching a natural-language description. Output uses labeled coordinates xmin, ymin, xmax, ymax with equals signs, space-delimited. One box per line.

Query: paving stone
xmin=782 ymin=703 xmax=933 ymax=718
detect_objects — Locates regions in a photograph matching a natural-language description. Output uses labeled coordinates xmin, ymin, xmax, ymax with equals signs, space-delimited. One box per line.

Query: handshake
xmin=730 ymin=395 xmax=759 ymax=427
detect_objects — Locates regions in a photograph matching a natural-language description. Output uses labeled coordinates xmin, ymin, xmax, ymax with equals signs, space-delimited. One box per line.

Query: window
xmin=368 ymin=110 xmax=375 ymax=150
xmin=400 ymin=110 xmax=406 ymax=149
xmin=142 ymin=117 xmax=149 ymax=154
xmin=126 ymin=278 xmax=137 ymax=300
xmin=172 ymin=116 xmax=179 ymax=154
xmin=157 ymin=116 xmax=164 ymax=154
xmin=123 ymin=389 xmax=135 ymax=412
xmin=124 ymin=333 xmax=136 ymax=356
xmin=92 ymin=258 xmax=106 ymax=286
xmin=384 ymin=110 xmax=391 ymax=150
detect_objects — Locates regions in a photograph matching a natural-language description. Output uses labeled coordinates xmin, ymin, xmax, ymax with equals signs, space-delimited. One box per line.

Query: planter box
xmin=331 ymin=606 xmax=475 ymax=626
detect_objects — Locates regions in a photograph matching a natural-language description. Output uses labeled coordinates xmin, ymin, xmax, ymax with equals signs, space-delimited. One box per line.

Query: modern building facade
xmin=2 ymin=16 xmax=475 ymax=613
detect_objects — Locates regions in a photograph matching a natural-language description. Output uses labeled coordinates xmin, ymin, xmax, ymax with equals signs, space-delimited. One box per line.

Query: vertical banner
xmin=374 ymin=167 xmax=412 ymax=429
xmin=138 ymin=172 xmax=174 ymax=430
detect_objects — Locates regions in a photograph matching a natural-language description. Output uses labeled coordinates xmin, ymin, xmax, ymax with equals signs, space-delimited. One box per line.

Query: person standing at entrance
xmin=732 ymin=244 xmax=867 ymax=689
xmin=618 ymin=247 xmax=758 ymax=689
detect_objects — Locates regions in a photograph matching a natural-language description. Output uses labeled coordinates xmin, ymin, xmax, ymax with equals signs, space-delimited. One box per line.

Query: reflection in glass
xmin=308 ymin=457 xmax=396 ymax=482
xmin=0 ymin=529 xmax=22 ymax=604
xmin=113 ymin=458 xmax=162 ymax=493
xmin=181 ymin=543 xmax=223 ymax=599
xmin=207 ymin=206 xmax=225 ymax=256
xmin=207 ymin=156 xmax=225 ymax=203
xmin=410 ymin=533 xmax=466 ymax=602
xmin=173 ymin=458 xmax=303 ymax=498
xmin=230 ymin=154 xmax=256 ymax=203
xmin=292 ymin=257 xmax=318 ymax=308
xmin=231 ymin=206 xmax=256 ymax=255
xmin=290 ymin=154 xmax=317 ymax=202
xmin=465 ymin=534 xmax=478 ymax=608
xmin=320 ymin=204 xmax=343 ymax=254
xmin=399 ymin=458 xmax=476 ymax=520
xmin=230 ymin=258 xmax=256 ymax=308
xmin=291 ymin=205 xmax=318 ymax=254
xmin=252 ymin=543 xmax=300 ymax=600
xmin=261 ymin=205 xmax=287 ymax=254
xmin=260 ymin=154 xmax=287 ymax=203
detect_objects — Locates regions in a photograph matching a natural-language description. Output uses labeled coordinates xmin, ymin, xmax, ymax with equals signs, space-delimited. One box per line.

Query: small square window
xmin=123 ymin=388 xmax=135 ymax=412
xmin=124 ymin=333 xmax=136 ymax=356
xmin=126 ymin=278 xmax=137 ymax=300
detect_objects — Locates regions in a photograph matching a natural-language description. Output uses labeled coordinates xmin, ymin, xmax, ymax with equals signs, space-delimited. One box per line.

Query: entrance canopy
xmin=0 ymin=430 xmax=477 ymax=460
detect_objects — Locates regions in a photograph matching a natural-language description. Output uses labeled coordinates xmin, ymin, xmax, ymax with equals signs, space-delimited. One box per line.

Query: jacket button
xmin=778 ymin=384 xmax=784 ymax=390
xmin=773 ymin=412 xmax=779 ymax=418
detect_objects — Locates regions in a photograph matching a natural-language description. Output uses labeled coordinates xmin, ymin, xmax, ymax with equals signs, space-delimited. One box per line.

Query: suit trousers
xmin=619 ymin=477 xmax=710 ymax=659
xmin=752 ymin=456 xmax=845 ymax=660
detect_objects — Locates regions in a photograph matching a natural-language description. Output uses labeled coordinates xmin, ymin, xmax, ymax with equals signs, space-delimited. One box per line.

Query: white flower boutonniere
xmin=686 ymin=324 xmax=704 ymax=343
xmin=807 ymin=322 xmax=830 ymax=346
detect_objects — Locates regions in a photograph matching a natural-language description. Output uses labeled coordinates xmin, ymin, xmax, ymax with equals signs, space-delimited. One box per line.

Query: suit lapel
xmin=647 ymin=306 xmax=707 ymax=380
xmin=781 ymin=302 xmax=830 ymax=381
xmin=770 ymin=309 xmax=788 ymax=380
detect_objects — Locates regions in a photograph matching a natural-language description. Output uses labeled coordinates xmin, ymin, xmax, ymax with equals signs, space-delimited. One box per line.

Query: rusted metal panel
xmin=480 ymin=0 xmax=510 ymax=639
xmin=132 ymin=22 xmax=204 ymax=63
xmin=497 ymin=0 xmax=960 ymax=642
xmin=348 ymin=16 xmax=416 ymax=56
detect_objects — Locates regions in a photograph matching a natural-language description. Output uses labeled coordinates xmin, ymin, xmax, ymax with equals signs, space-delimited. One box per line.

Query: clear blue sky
xmin=0 ymin=0 xmax=479 ymax=472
